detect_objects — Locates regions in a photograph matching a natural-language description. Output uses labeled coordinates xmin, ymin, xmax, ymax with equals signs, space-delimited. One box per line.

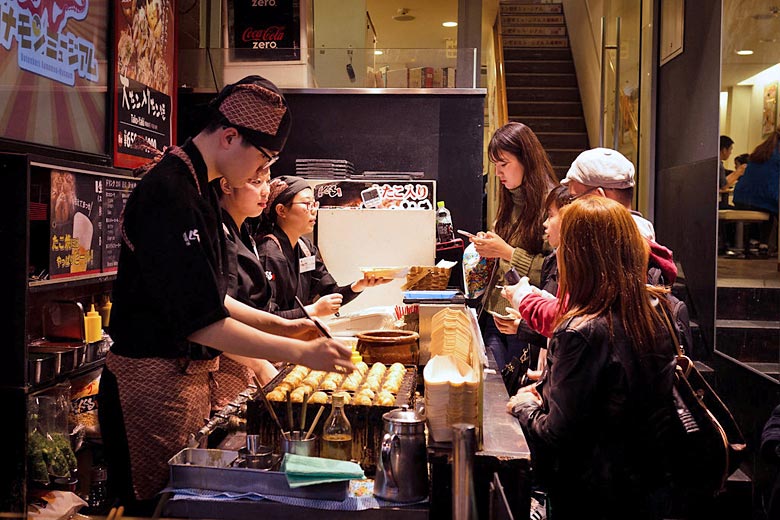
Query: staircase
xmin=500 ymin=1 xmax=589 ymax=179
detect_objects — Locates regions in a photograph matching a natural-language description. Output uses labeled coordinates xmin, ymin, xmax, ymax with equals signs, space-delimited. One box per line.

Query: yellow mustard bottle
xmin=84 ymin=304 xmax=102 ymax=343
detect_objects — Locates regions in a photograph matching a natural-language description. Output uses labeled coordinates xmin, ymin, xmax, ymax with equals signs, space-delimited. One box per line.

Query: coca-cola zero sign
xmin=232 ymin=0 xmax=300 ymax=60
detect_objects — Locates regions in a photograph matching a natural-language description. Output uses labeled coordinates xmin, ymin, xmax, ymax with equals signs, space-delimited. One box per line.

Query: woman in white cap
xmin=98 ymin=76 xmax=353 ymax=514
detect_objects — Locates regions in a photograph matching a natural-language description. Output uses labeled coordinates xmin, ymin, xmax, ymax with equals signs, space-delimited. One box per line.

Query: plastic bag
xmin=462 ymin=243 xmax=495 ymax=299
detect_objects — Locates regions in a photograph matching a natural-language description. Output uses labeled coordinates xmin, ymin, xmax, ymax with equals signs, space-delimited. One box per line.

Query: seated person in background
xmin=720 ymin=152 xmax=748 ymax=200
xmin=257 ymin=176 xmax=391 ymax=318
xmin=733 ymin=128 xmax=780 ymax=253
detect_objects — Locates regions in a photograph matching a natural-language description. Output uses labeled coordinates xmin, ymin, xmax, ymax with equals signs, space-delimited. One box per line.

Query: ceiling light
xmin=736 ymin=49 xmax=754 ymax=56
xmin=374 ymin=50 xmax=383 ymax=55
xmin=442 ymin=21 xmax=457 ymax=27
xmin=393 ymin=8 xmax=415 ymax=22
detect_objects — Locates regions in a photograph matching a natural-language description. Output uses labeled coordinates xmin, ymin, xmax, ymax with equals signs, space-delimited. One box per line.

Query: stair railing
xmin=493 ymin=13 xmax=509 ymax=127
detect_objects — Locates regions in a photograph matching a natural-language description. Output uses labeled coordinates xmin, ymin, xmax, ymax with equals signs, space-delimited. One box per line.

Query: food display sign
xmin=102 ymin=177 xmax=137 ymax=271
xmin=113 ymin=0 xmax=176 ymax=169
xmin=49 ymin=170 xmax=103 ymax=278
xmin=231 ymin=0 xmax=300 ymax=61
xmin=313 ymin=180 xmax=436 ymax=210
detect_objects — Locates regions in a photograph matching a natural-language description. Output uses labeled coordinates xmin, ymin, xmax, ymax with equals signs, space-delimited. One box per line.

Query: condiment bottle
xmin=84 ymin=304 xmax=102 ymax=343
xmin=98 ymin=296 xmax=112 ymax=328
xmin=321 ymin=393 xmax=352 ymax=460
xmin=436 ymin=200 xmax=455 ymax=243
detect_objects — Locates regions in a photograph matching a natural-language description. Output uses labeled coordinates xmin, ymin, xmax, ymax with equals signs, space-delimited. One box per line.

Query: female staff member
xmin=98 ymin=76 xmax=353 ymax=514
xmin=469 ymin=122 xmax=556 ymax=371
xmin=210 ymin=169 xmax=279 ymax=411
xmin=505 ymin=197 xmax=677 ymax=519
xmin=257 ymin=176 xmax=390 ymax=318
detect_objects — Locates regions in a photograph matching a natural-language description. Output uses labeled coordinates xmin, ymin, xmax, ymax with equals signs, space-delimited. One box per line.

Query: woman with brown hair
xmin=468 ymin=122 xmax=556 ymax=370
xmin=505 ymin=197 xmax=678 ymax=519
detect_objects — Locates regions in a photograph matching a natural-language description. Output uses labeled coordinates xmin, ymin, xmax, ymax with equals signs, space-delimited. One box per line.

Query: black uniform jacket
xmin=222 ymin=209 xmax=275 ymax=311
xmin=110 ymin=139 xmax=229 ymax=360
xmin=256 ymin=226 xmax=358 ymax=318
xmin=513 ymin=309 xmax=677 ymax=518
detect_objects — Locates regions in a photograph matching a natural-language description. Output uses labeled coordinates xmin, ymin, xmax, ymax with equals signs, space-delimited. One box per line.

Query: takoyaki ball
xmin=368 ymin=362 xmax=386 ymax=378
xmin=275 ymin=381 xmax=294 ymax=394
xmin=353 ymin=394 xmax=372 ymax=406
xmin=356 ymin=387 xmax=375 ymax=400
xmin=320 ymin=378 xmax=338 ymax=391
xmin=290 ymin=385 xmax=312 ymax=402
xmin=363 ymin=378 xmax=381 ymax=393
xmin=355 ymin=361 xmax=369 ymax=375
xmin=376 ymin=391 xmax=395 ymax=406
xmin=389 ymin=362 xmax=406 ymax=375
xmin=309 ymin=391 xmax=329 ymax=404
xmin=267 ymin=390 xmax=286 ymax=401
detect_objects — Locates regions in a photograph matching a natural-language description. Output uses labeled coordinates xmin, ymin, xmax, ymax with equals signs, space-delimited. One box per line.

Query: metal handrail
xmin=494 ymin=14 xmax=509 ymax=127
xmin=599 ymin=17 xmax=621 ymax=149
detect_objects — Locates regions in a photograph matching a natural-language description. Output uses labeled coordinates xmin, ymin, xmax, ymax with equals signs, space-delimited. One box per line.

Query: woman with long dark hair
xmin=469 ymin=122 xmax=556 ymax=370
xmin=505 ymin=197 xmax=677 ymax=519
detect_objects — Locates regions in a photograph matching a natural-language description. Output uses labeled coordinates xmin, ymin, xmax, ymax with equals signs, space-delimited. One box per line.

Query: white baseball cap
xmin=561 ymin=148 xmax=635 ymax=189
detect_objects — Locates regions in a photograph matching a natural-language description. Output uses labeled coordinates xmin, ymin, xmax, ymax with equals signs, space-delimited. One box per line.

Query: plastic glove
xmin=501 ymin=276 xmax=537 ymax=309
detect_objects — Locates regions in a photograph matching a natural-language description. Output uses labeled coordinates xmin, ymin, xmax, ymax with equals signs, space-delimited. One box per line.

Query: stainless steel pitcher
xmin=374 ymin=405 xmax=429 ymax=503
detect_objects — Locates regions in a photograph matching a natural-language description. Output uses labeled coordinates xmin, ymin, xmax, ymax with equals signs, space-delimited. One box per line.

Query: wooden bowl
xmin=356 ymin=330 xmax=420 ymax=365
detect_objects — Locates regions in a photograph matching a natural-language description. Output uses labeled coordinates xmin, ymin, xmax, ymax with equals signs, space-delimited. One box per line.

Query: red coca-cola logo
xmin=241 ymin=26 xmax=286 ymax=42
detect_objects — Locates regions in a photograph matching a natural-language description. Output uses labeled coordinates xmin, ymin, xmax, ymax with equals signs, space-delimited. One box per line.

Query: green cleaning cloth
xmin=282 ymin=453 xmax=365 ymax=488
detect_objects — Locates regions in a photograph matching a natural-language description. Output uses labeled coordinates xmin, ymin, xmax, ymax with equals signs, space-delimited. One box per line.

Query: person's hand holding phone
xmin=470 ymin=231 xmax=514 ymax=261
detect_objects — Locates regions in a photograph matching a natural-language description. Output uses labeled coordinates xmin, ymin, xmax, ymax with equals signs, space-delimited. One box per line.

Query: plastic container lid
xmin=437 ymin=200 xmax=445 ymax=208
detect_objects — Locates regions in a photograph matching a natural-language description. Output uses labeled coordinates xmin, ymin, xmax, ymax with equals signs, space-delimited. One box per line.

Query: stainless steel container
xmin=374 ymin=405 xmax=429 ymax=503
xmin=28 ymin=352 xmax=57 ymax=385
xmin=167 ymin=448 xmax=348 ymax=500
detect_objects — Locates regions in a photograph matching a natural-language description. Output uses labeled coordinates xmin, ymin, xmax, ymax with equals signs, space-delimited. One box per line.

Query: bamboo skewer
xmin=304 ymin=405 xmax=325 ymax=440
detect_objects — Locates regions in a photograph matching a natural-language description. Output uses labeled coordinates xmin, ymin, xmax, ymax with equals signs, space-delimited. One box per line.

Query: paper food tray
xmin=168 ymin=448 xmax=348 ymax=501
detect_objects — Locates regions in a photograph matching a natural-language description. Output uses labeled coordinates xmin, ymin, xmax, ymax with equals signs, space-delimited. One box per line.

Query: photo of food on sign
xmin=312 ymin=181 xmax=436 ymax=210
xmin=117 ymin=0 xmax=171 ymax=94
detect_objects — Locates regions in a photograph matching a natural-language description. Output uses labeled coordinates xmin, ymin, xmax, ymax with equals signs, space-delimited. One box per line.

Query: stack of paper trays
xmin=430 ymin=307 xmax=472 ymax=366
xmin=423 ymin=354 xmax=479 ymax=442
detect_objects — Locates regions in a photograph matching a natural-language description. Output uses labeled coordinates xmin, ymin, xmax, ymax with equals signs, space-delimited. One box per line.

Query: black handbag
xmin=501 ymin=347 xmax=532 ymax=396
xmin=659 ymin=308 xmax=747 ymax=497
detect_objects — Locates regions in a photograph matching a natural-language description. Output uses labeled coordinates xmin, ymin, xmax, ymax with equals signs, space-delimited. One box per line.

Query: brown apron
xmin=106 ymin=351 xmax=219 ymax=500
xmin=210 ymin=355 xmax=255 ymax=412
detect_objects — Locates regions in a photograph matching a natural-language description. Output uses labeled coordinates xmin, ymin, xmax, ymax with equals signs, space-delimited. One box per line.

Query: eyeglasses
xmin=291 ymin=201 xmax=320 ymax=211
xmin=258 ymin=148 xmax=280 ymax=170
xmin=568 ymin=186 xmax=601 ymax=203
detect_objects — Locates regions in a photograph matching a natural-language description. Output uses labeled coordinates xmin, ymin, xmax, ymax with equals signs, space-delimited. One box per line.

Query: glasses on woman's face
xmin=291 ymin=200 xmax=320 ymax=211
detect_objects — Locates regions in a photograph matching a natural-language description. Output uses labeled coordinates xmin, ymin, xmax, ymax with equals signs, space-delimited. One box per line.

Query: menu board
xmin=49 ymin=170 xmax=103 ymax=278
xmin=313 ymin=180 xmax=436 ymax=210
xmin=102 ymin=177 xmax=138 ymax=271
xmin=113 ymin=0 xmax=176 ymax=169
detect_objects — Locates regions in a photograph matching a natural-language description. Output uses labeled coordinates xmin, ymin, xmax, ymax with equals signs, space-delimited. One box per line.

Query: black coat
xmin=513 ymin=309 xmax=677 ymax=519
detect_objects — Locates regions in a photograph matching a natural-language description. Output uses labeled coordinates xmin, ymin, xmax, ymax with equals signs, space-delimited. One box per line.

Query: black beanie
xmin=209 ymin=75 xmax=292 ymax=152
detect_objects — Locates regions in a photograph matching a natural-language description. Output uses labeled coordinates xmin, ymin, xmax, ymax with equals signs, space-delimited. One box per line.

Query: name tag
xmin=299 ymin=255 xmax=315 ymax=273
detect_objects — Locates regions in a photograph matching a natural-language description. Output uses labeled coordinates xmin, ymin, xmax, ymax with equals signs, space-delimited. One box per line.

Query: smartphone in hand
xmin=457 ymin=229 xmax=476 ymax=239
xmin=504 ymin=267 xmax=521 ymax=285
